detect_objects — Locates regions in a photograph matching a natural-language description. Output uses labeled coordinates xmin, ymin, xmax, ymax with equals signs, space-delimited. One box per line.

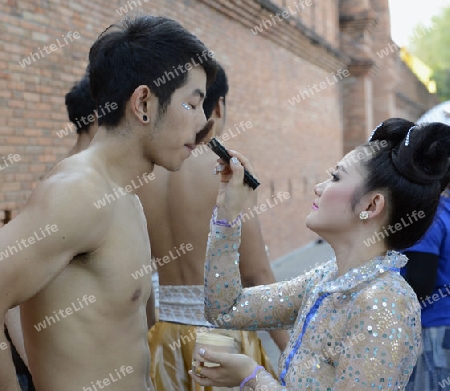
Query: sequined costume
xmin=148 ymin=284 xmax=275 ymax=391
xmin=204 ymin=208 xmax=422 ymax=390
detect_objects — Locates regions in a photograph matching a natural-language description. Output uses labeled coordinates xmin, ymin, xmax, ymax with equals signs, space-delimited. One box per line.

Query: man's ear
xmin=129 ymin=85 xmax=157 ymax=124
xmin=363 ymin=192 xmax=386 ymax=220
xmin=214 ymin=96 xmax=225 ymax=119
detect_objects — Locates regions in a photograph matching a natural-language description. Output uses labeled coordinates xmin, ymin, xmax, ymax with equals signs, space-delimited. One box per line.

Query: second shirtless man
xmin=140 ymin=64 xmax=288 ymax=390
xmin=0 ymin=15 xmax=217 ymax=391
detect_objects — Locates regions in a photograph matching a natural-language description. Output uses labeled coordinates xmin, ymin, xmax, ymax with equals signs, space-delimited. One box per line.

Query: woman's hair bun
xmin=370 ymin=118 xmax=450 ymax=190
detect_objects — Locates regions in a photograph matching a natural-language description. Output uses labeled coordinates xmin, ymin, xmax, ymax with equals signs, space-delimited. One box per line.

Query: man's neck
xmin=88 ymin=126 xmax=154 ymax=189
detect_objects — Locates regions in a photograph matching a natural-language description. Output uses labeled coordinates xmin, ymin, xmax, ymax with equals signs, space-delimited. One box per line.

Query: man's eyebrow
xmin=192 ymin=88 xmax=205 ymax=99
xmin=336 ymin=164 xmax=348 ymax=173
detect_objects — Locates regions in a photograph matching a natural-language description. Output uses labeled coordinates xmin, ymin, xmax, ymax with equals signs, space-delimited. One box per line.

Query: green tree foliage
xmin=408 ymin=6 xmax=450 ymax=101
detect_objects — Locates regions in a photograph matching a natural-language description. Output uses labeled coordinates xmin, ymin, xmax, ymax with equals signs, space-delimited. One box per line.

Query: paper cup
xmin=193 ymin=332 xmax=237 ymax=367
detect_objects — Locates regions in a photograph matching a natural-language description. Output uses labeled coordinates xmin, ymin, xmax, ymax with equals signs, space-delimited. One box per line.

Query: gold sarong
xmin=148 ymin=321 xmax=276 ymax=391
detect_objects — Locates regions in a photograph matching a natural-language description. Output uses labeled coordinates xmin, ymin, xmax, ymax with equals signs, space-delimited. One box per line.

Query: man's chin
xmin=165 ymin=164 xmax=182 ymax=172
xmin=155 ymin=155 xmax=187 ymax=172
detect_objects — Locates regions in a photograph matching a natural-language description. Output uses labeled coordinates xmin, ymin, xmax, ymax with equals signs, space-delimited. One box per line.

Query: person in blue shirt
xmin=404 ymin=186 xmax=450 ymax=391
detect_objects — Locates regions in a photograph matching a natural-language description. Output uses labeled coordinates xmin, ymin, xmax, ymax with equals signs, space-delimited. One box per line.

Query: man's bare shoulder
xmin=0 ymin=155 xmax=114 ymax=308
xmin=18 ymin=153 xmax=115 ymax=257
xmin=31 ymin=155 xmax=112 ymax=214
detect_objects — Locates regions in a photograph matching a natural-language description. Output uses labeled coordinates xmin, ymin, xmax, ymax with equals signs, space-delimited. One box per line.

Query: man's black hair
xmin=65 ymin=72 xmax=96 ymax=134
xmin=203 ymin=64 xmax=228 ymax=119
xmin=89 ymin=15 xmax=217 ymax=127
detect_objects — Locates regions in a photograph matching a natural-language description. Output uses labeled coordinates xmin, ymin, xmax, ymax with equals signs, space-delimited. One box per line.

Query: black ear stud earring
xmin=143 ymin=115 xmax=148 ymax=121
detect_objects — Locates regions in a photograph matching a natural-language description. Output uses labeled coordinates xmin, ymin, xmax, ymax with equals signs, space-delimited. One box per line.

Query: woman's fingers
xmin=189 ymin=350 xmax=229 ymax=386
xmin=214 ymin=150 xmax=257 ymax=187
xmin=213 ymin=163 xmax=228 ymax=176
xmin=227 ymin=150 xmax=256 ymax=178
xmin=189 ymin=370 xmax=215 ymax=387
xmin=228 ymin=156 xmax=245 ymax=187
xmin=190 ymin=351 xmax=259 ymax=388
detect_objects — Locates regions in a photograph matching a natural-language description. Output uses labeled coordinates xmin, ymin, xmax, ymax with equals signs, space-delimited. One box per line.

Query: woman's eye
xmin=330 ymin=172 xmax=339 ymax=181
xmin=190 ymin=104 xmax=196 ymax=110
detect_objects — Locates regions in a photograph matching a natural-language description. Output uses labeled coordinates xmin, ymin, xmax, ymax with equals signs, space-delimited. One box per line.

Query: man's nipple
xmin=131 ymin=288 xmax=142 ymax=301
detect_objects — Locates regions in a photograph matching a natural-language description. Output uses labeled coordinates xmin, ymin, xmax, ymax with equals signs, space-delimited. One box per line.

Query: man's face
xmin=146 ymin=67 xmax=207 ymax=171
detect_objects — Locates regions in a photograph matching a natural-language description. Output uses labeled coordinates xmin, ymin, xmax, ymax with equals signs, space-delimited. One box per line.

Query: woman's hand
xmin=214 ymin=150 xmax=256 ymax=222
xmin=189 ymin=348 xmax=259 ymax=388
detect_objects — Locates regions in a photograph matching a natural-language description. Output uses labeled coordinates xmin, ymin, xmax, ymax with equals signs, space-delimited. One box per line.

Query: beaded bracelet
xmin=212 ymin=205 xmax=242 ymax=227
xmin=240 ymin=365 xmax=265 ymax=391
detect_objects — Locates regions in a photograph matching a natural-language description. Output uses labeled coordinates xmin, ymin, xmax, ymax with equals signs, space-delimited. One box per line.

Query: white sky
xmin=389 ymin=0 xmax=450 ymax=47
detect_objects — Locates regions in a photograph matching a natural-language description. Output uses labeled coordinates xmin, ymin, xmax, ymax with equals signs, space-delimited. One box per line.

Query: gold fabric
xmin=148 ymin=321 xmax=276 ymax=391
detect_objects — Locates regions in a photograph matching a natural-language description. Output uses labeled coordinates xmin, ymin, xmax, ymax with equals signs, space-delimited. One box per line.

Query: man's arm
xmin=238 ymin=191 xmax=290 ymax=351
xmin=0 ymin=173 xmax=110 ymax=390
xmin=403 ymin=251 xmax=439 ymax=300
xmin=402 ymin=215 xmax=444 ymax=300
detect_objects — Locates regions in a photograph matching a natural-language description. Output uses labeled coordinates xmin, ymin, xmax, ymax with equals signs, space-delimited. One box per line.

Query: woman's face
xmin=306 ymin=149 xmax=367 ymax=236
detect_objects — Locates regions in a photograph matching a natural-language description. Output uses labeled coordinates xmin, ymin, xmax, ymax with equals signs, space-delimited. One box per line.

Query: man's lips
xmin=185 ymin=144 xmax=196 ymax=151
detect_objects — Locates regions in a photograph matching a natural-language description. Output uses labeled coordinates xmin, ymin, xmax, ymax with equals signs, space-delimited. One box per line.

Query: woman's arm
xmin=204 ymin=208 xmax=321 ymax=331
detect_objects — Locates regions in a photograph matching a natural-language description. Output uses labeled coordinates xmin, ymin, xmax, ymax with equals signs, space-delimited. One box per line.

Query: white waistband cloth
xmin=159 ymin=285 xmax=216 ymax=327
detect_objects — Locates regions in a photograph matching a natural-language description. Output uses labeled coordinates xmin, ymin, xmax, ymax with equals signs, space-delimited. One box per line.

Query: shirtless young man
xmin=0 ymin=15 xmax=216 ymax=391
xmin=65 ymin=71 xmax=157 ymax=328
xmin=139 ymin=64 xmax=289 ymax=390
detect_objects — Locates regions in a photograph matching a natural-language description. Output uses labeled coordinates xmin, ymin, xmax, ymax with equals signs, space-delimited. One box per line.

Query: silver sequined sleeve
xmin=204 ymin=215 xmax=310 ymax=331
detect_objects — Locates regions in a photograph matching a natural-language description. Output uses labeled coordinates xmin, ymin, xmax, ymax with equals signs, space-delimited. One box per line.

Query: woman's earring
xmin=359 ymin=211 xmax=369 ymax=221
xmin=143 ymin=115 xmax=148 ymax=121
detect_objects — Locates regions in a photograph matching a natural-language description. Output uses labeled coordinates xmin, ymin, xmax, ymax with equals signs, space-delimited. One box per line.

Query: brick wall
xmin=339 ymin=0 xmax=438 ymax=153
xmin=0 ymin=0 xmax=439 ymax=259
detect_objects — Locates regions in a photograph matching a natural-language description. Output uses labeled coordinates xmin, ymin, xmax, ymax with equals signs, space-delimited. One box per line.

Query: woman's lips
xmin=312 ymin=202 xmax=319 ymax=210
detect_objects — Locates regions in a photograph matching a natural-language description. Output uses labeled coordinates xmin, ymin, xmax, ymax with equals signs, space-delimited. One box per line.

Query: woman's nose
xmin=314 ymin=182 xmax=324 ymax=197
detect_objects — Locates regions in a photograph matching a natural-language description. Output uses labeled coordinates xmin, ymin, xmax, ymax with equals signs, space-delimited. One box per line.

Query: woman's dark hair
xmin=65 ymin=71 xmax=96 ymax=134
xmin=203 ymin=64 xmax=229 ymax=119
xmin=363 ymin=118 xmax=450 ymax=250
xmin=89 ymin=15 xmax=217 ymax=127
